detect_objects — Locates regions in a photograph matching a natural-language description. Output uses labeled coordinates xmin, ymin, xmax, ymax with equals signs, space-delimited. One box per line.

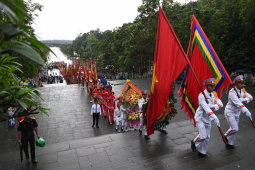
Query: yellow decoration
xmin=155 ymin=99 xmax=172 ymax=123
xmin=151 ymin=63 xmax=158 ymax=94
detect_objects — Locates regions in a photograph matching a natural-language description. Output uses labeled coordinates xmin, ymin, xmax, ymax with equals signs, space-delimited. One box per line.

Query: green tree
xmin=0 ymin=0 xmax=55 ymax=128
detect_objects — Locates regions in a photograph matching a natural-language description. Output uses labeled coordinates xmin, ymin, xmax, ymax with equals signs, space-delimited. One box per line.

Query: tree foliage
xmin=62 ymin=0 xmax=255 ymax=74
xmin=0 ymin=0 xmax=54 ymax=128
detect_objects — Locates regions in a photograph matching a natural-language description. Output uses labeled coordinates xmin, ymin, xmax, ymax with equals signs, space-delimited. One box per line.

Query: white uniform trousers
xmin=193 ymin=122 xmax=211 ymax=154
xmin=224 ymin=112 xmax=239 ymax=145
xmin=139 ymin=116 xmax=147 ymax=136
xmin=122 ymin=118 xmax=129 ymax=132
xmin=115 ymin=116 xmax=122 ymax=132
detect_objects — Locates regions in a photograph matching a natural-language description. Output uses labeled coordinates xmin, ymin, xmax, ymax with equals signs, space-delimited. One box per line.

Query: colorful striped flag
xmin=179 ymin=15 xmax=232 ymax=126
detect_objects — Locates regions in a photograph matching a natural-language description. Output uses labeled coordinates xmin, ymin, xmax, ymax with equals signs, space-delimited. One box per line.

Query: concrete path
xmin=1 ymin=79 xmax=255 ymax=170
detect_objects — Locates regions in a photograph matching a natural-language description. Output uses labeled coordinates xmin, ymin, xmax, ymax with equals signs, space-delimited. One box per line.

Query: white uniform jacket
xmin=195 ymin=89 xmax=223 ymax=124
xmin=114 ymin=108 xmax=121 ymax=121
xmin=225 ymin=87 xmax=253 ymax=116
xmin=120 ymin=106 xmax=127 ymax=120
xmin=138 ymin=98 xmax=148 ymax=116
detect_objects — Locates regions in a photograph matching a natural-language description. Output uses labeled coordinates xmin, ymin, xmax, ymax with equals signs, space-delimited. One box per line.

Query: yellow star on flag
xmin=151 ymin=63 xmax=158 ymax=94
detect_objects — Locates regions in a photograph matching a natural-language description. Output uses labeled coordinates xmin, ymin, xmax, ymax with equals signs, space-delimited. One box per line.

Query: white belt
xmin=227 ymin=101 xmax=234 ymax=106
xmin=198 ymin=106 xmax=204 ymax=111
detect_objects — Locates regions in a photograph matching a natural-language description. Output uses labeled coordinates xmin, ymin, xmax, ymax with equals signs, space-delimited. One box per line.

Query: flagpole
xmin=183 ymin=19 xmax=228 ymax=145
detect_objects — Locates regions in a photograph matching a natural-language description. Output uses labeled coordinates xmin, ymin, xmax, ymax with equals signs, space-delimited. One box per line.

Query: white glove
xmin=213 ymin=105 xmax=220 ymax=111
xmin=207 ymin=104 xmax=213 ymax=108
xmin=246 ymin=110 xmax=252 ymax=120
xmin=214 ymin=117 xmax=220 ymax=127
xmin=239 ymin=98 xmax=246 ymax=103
xmin=207 ymin=104 xmax=214 ymax=111
xmin=244 ymin=98 xmax=250 ymax=104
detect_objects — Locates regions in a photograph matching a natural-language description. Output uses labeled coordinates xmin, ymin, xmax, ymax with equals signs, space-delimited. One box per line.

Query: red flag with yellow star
xmin=147 ymin=7 xmax=188 ymax=135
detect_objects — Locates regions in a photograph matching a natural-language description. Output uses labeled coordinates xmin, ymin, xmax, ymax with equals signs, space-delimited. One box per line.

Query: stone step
xmin=188 ymin=155 xmax=240 ymax=170
xmin=91 ymin=159 xmax=133 ymax=170
xmin=163 ymin=152 xmax=223 ymax=170
xmin=90 ymin=148 xmax=186 ymax=170
xmin=244 ymin=165 xmax=255 ymax=170
xmin=129 ymin=147 xmax=179 ymax=163
xmin=107 ymin=162 xmax=140 ymax=170
xmin=133 ymin=149 xmax=203 ymax=170
xmin=124 ymin=165 xmax=146 ymax=170
xmin=137 ymin=149 xmax=191 ymax=165
xmin=213 ymin=157 xmax=255 ymax=170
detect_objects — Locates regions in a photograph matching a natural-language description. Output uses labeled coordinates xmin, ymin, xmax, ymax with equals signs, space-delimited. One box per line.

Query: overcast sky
xmin=32 ymin=0 xmax=192 ymax=40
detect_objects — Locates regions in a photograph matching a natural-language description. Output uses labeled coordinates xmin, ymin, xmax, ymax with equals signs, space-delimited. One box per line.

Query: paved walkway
xmin=1 ymin=79 xmax=255 ymax=170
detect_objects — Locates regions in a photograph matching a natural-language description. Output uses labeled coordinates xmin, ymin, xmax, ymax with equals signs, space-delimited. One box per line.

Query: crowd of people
xmin=45 ymin=62 xmax=66 ymax=71
xmin=88 ymin=76 xmax=167 ymax=140
xmin=44 ymin=73 xmax=64 ymax=84
xmin=101 ymin=71 xmax=153 ymax=80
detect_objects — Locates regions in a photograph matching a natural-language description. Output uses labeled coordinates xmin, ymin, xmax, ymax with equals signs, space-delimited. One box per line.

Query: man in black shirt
xmin=18 ymin=113 xmax=40 ymax=163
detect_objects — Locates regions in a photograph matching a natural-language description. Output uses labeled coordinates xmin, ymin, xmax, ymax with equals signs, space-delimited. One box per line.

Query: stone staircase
xmin=1 ymin=114 xmax=255 ymax=170
xmin=1 ymin=81 xmax=255 ymax=170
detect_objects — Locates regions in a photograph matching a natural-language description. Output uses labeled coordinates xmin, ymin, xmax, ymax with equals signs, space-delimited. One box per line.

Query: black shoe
xmin=96 ymin=126 xmax=99 ymax=128
xmin=26 ymin=156 xmax=29 ymax=162
xmin=198 ymin=152 xmax=207 ymax=158
xmin=31 ymin=158 xmax=37 ymax=163
xmin=161 ymin=130 xmax=168 ymax=134
xmin=224 ymin=136 xmax=229 ymax=145
xmin=92 ymin=125 xmax=94 ymax=128
xmin=139 ymin=130 xmax=142 ymax=135
xmin=144 ymin=135 xmax=150 ymax=140
xmin=191 ymin=140 xmax=196 ymax=152
xmin=226 ymin=144 xmax=235 ymax=149
xmin=115 ymin=128 xmax=117 ymax=132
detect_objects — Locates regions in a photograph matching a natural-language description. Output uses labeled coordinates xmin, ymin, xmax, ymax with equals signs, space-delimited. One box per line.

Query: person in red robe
xmin=107 ymin=88 xmax=112 ymax=93
xmin=103 ymin=85 xmax=108 ymax=93
xmin=101 ymin=92 xmax=108 ymax=117
xmin=107 ymin=96 xmax=115 ymax=124
xmin=88 ymin=80 xmax=94 ymax=102
xmin=109 ymin=91 xmax=116 ymax=102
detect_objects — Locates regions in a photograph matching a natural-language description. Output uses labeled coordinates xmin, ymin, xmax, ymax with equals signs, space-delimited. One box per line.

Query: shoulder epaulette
xmin=19 ymin=119 xmax=24 ymax=123
xmin=31 ymin=117 xmax=36 ymax=119
xmin=231 ymin=88 xmax=235 ymax=91
xmin=200 ymin=92 xmax=202 ymax=94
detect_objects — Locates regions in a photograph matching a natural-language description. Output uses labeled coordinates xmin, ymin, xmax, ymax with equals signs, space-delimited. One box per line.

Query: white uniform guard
xmin=191 ymin=78 xmax=223 ymax=156
xmin=120 ymin=105 xmax=129 ymax=132
xmin=224 ymin=75 xmax=253 ymax=147
xmin=114 ymin=103 xmax=122 ymax=132
xmin=139 ymin=90 xmax=149 ymax=139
